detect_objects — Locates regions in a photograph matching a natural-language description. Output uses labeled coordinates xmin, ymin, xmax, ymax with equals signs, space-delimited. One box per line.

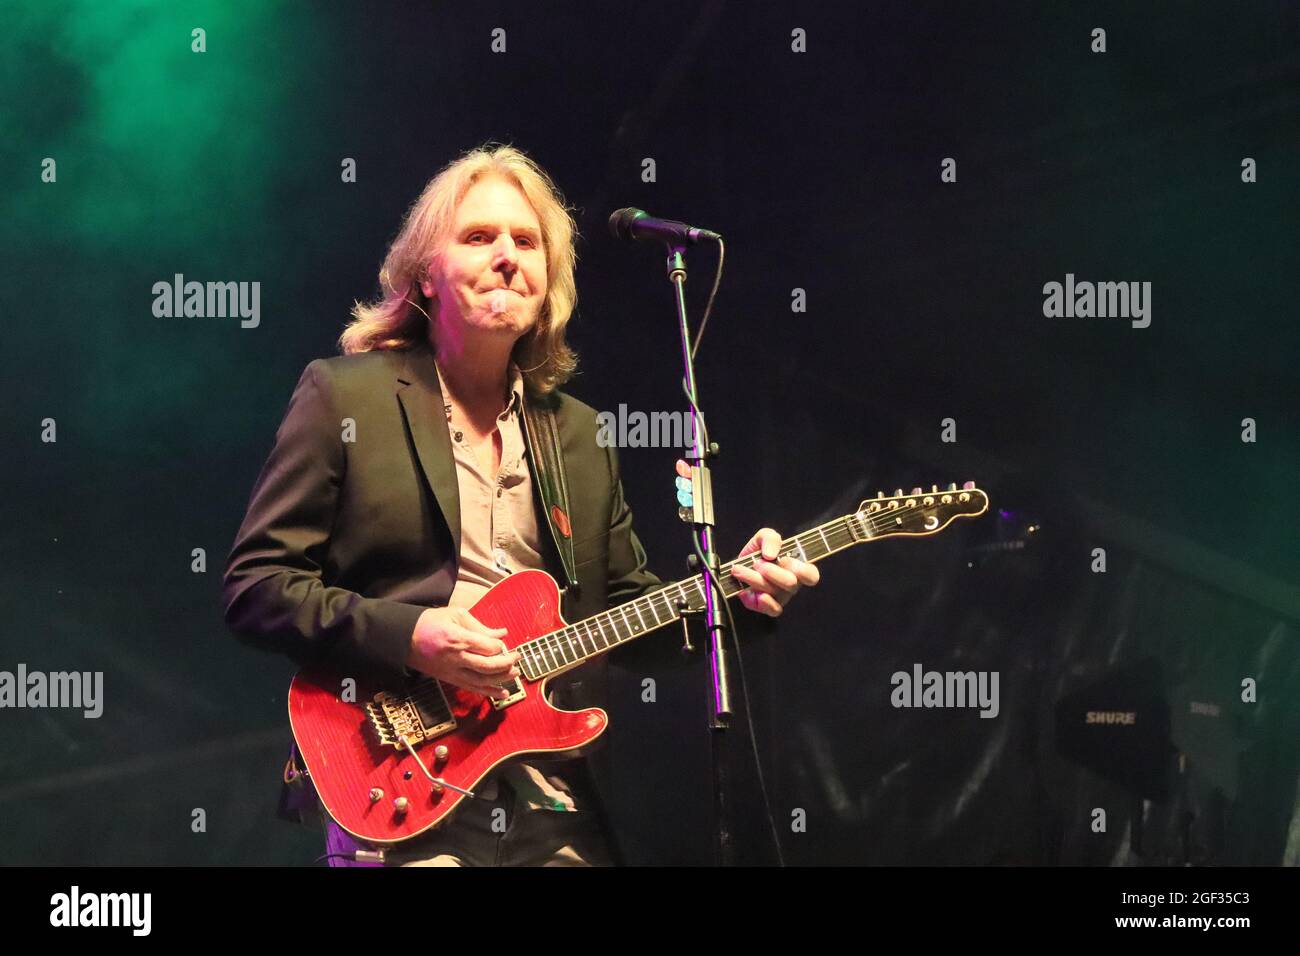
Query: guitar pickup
xmin=491 ymin=676 xmax=527 ymax=710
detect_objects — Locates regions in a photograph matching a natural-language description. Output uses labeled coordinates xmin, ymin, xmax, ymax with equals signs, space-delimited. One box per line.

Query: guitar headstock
xmin=853 ymin=482 xmax=989 ymax=540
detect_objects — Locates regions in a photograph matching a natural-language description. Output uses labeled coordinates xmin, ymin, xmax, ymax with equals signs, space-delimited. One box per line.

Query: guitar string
xmin=521 ymin=510 xmax=932 ymax=672
xmin=404 ymin=495 xmax=981 ymax=691
xmin=521 ymin=520 xmax=859 ymax=670
xmin=517 ymin=497 xmax=982 ymax=677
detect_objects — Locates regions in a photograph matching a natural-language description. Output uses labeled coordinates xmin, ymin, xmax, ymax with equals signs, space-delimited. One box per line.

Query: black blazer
xmin=221 ymin=341 xmax=672 ymax=841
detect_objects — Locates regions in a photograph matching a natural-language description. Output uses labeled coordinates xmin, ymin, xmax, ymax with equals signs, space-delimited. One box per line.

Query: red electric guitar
xmin=288 ymin=482 xmax=988 ymax=844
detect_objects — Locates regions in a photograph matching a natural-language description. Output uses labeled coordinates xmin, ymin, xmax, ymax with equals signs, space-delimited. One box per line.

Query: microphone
xmin=608 ymin=207 xmax=721 ymax=245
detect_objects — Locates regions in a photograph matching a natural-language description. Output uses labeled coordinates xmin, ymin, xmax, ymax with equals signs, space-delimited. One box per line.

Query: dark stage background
xmin=2 ymin=1 xmax=1298 ymax=866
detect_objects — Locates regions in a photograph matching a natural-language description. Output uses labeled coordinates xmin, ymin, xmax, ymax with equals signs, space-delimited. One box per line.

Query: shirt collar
xmin=504 ymin=362 xmax=524 ymax=417
xmin=434 ymin=359 xmax=525 ymax=421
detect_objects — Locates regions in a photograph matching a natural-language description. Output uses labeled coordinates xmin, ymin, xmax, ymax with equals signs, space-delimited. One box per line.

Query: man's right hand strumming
xmin=407 ymin=607 xmax=521 ymax=699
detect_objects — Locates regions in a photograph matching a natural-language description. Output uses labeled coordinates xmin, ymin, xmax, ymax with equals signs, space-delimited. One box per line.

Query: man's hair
xmin=341 ymin=143 xmax=579 ymax=396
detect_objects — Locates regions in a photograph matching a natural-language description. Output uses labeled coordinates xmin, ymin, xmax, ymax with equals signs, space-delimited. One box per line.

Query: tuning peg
xmin=947 ymin=482 xmax=958 ymax=492
xmin=962 ymin=480 xmax=976 ymax=490
xmin=875 ymin=491 xmax=884 ymax=499
xmin=910 ymin=487 xmax=923 ymax=495
xmin=893 ymin=488 xmax=904 ymax=497
xmin=931 ymin=484 xmax=938 ymax=493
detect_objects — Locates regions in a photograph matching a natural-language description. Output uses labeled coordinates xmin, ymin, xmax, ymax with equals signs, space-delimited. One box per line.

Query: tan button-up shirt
xmin=435 ymin=359 xmax=582 ymax=811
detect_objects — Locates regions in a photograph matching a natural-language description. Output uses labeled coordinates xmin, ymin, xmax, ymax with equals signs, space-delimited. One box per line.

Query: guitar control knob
xmin=393 ymin=796 xmax=409 ymax=815
xmin=434 ymin=745 xmax=449 ymax=762
xmin=369 ymin=788 xmax=383 ymax=803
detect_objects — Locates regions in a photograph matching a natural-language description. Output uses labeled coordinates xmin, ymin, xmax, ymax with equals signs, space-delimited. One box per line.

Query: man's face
xmin=422 ymin=174 xmax=548 ymax=343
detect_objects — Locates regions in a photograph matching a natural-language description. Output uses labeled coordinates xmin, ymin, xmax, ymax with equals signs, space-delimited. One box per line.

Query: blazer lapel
xmin=396 ymin=343 xmax=461 ymax=561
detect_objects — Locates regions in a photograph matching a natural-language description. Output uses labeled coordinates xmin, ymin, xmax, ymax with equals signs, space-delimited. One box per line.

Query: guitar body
xmin=288 ymin=569 xmax=606 ymax=845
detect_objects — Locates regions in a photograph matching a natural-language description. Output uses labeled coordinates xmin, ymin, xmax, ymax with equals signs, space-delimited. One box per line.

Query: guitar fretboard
xmin=516 ymin=510 xmax=868 ymax=680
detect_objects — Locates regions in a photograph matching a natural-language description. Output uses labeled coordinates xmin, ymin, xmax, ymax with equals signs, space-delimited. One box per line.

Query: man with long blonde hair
xmin=223 ymin=144 xmax=818 ymax=865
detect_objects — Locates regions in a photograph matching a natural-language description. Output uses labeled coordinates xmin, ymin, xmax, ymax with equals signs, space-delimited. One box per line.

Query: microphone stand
xmin=663 ymin=243 xmax=737 ymax=866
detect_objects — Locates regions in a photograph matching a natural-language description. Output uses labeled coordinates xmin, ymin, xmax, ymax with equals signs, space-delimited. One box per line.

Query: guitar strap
xmin=522 ymin=394 xmax=581 ymax=600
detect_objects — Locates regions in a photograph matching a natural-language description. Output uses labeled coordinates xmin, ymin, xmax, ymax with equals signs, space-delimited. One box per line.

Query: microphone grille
xmin=607 ymin=207 xmax=645 ymax=240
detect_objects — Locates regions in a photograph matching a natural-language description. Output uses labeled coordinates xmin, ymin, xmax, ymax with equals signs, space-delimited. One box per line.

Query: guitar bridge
xmin=365 ymin=683 xmax=457 ymax=750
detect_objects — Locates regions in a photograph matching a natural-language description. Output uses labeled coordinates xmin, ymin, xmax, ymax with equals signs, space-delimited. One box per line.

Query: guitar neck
xmin=515 ymin=512 xmax=863 ymax=681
